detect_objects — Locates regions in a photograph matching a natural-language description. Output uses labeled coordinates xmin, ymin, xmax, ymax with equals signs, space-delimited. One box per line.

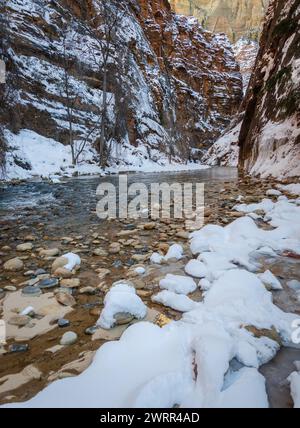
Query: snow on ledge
xmin=1 ymin=129 xmax=210 ymax=182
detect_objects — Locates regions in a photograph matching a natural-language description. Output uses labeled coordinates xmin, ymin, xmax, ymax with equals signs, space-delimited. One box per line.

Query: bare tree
xmin=58 ymin=21 xmax=100 ymax=165
xmin=59 ymin=27 xmax=82 ymax=165
xmin=80 ymin=0 xmax=127 ymax=167
xmin=161 ymin=47 xmax=177 ymax=163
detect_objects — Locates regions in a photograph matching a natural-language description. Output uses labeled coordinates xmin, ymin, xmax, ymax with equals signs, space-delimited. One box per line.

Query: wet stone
xmin=8 ymin=315 xmax=30 ymax=327
xmin=58 ymin=318 xmax=70 ymax=328
xmin=57 ymin=287 xmax=73 ymax=295
xmin=38 ymin=278 xmax=59 ymax=289
xmin=22 ymin=286 xmax=42 ymax=297
xmin=82 ymin=301 xmax=102 ymax=310
xmin=9 ymin=343 xmax=29 ymax=353
xmin=114 ymin=312 xmax=134 ymax=326
xmin=112 ymin=260 xmax=123 ymax=269
xmin=0 ymin=288 xmax=5 ymax=299
xmin=125 ymin=224 xmax=136 ymax=230
xmin=60 ymin=331 xmax=78 ymax=346
xmin=85 ymin=326 xmax=98 ymax=335
xmin=35 ymin=268 xmax=47 ymax=276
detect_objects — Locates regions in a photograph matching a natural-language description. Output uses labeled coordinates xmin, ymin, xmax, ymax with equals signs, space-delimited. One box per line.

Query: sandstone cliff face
xmin=239 ymin=0 xmax=300 ymax=178
xmin=170 ymin=0 xmax=268 ymax=42
xmin=0 ymin=0 xmax=242 ymax=176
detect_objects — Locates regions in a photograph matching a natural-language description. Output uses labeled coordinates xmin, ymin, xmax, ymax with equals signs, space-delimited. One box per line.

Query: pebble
xmin=144 ymin=223 xmax=156 ymax=230
xmin=4 ymin=285 xmax=17 ymax=292
xmin=60 ymin=331 xmax=78 ymax=346
xmin=24 ymin=270 xmax=35 ymax=276
xmin=38 ymin=278 xmax=59 ymax=289
xmin=85 ymin=326 xmax=98 ymax=335
xmin=79 ymin=286 xmax=96 ymax=295
xmin=132 ymin=279 xmax=145 ymax=290
xmin=54 ymin=267 xmax=73 ymax=278
xmin=0 ymin=288 xmax=5 ymax=298
xmin=24 ymin=234 xmax=36 ymax=241
xmin=34 ymin=268 xmax=47 ymax=276
xmin=22 ymin=286 xmax=42 ymax=297
xmin=89 ymin=307 xmax=101 ymax=317
xmin=176 ymin=231 xmax=189 ymax=239
xmin=58 ymin=318 xmax=70 ymax=328
xmin=4 ymin=257 xmax=24 ymax=272
xmin=40 ymin=248 xmax=60 ymax=257
xmin=93 ymin=248 xmax=109 ymax=257
xmin=56 ymin=287 xmax=73 ymax=295
xmin=56 ymin=292 xmax=76 ymax=307
xmin=108 ymin=243 xmax=121 ymax=254
xmin=60 ymin=278 xmax=80 ymax=288
xmin=52 ymin=256 xmax=68 ymax=272
xmin=17 ymin=243 xmax=33 ymax=252
xmin=124 ymin=224 xmax=136 ymax=230
xmin=114 ymin=312 xmax=134 ymax=326
xmin=134 ymin=266 xmax=146 ymax=275
xmin=9 ymin=343 xmax=29 ymax=353
xmin=8 ymin=315 xmax=31 ymax=327
xmin=137 ymin=290 xmax=152 ymax=298
xmin=97 ymin=268 xmax=111 ymax=280
xmin=112 ymin=260 xmax=123 ymax=268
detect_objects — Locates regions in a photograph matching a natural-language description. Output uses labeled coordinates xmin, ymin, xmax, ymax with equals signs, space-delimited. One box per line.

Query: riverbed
xmin=0 ymin=167 xmax=299 ymax=407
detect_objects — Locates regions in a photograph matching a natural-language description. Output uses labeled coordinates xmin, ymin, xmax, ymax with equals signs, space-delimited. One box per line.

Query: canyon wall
xmin=0 ymin=0 xmax=242 ymax=177
xmin=170 ymin=0 xmax=268 ymax=42
xmin=238 ymin=0 xmax=300 ymax=178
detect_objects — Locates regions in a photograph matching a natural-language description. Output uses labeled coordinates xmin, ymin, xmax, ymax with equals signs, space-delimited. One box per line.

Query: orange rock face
xmin=170 ymin=0 xmax=268 ymax=42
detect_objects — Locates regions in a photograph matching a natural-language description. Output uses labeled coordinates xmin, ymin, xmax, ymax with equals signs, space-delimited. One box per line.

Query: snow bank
xmin=1 ymin=129 xmax=209 ymax=182
xmin=288 ymin=371 xmax=300 ymax=408
xmin=202 ymin=122 xmax=241 ymax=167
xmin=277 ymin=183 xmax=300 ymax=196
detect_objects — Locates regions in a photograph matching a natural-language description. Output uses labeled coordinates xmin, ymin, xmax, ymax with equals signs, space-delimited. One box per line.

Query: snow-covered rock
xmin=97 ymin=282 xmax=147 ymax=329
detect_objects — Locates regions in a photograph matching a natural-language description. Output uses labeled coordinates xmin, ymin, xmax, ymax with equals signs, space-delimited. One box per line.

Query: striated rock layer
xmin=170 ymin=0 xmax=268 ymax=42
xmin=238 ymin=0 xmax=300 ymax=179
xmin=0 ymin=0 xmax=242 ymax=175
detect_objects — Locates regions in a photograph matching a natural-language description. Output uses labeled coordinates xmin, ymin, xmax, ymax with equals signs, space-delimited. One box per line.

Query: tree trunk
xmin=99 ymin=66 xmax=108 ymax=168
